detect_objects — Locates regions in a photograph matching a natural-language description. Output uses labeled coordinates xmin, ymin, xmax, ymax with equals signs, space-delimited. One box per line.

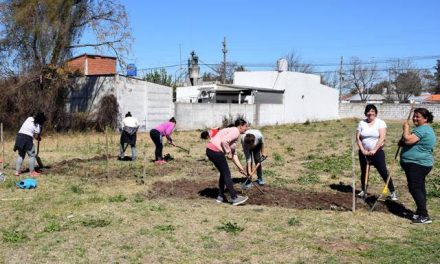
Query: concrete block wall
xmin=339 ymin=103 xmax=440 ymax=121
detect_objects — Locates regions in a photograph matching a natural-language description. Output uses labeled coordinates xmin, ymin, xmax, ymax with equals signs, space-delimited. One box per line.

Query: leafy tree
xmin=394 ymin=71 xmax=422 ymax=102
xmin=370 ymin=80 xmax=390 ymax=94
xmin=144 ymin=69 xmax=174 ymax=87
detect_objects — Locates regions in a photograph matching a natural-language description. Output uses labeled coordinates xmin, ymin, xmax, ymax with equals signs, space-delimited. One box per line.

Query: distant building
xmin=65 ymin=54 xmax=173 ymax=130
xmin=66 ymin=54 xmax=117 ymax=76
xmin=175 ymin=59 xmax=339 ymax=128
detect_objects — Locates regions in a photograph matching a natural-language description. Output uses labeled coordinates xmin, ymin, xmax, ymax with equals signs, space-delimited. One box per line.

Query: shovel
xmin=36 ymin=140 xmax=44 ymax=169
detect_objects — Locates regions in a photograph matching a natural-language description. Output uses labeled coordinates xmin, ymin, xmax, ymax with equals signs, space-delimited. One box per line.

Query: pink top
xmin=154 ymin=121 xmax=175 ymax=141
xmin=207 ymin=127 xmax=240 ymax=154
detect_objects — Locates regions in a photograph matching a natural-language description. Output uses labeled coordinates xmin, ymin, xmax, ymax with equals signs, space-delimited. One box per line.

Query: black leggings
xmin=359 ymin=149 xmax=395 ymax=192
xmin=401 ymin=162 xmax=432 ymax=217
xmin=150 ymin=129 xmax=163 ymax=161
xmin=206 ymin=148 xmax=237 ymax=199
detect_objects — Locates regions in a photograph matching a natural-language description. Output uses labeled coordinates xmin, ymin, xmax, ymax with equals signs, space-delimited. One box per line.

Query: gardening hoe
xmin=245 ymin=156 xmax=268 ymax=194
xmin=370 ymin=103 xmax=415 ymax=212
xmin=36 ymin=140 xmax=44 ymax=169
xmin=240 ymin=170 xmax=264 ymax=194
xmin=175 ymin=145 xmax=190 ymax=154
xmin=363 ymin=161 xmax=370 ymax=201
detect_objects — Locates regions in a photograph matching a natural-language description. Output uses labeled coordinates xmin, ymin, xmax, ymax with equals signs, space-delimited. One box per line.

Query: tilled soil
xmin=146 ymin=179 xmax=397 ymax=212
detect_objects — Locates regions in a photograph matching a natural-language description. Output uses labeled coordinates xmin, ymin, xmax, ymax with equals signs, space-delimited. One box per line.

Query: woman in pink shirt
xmin=206 ymin=118 xmax=248 ymax=206
xmin=150 ymin=117 xmax=176 ymax=164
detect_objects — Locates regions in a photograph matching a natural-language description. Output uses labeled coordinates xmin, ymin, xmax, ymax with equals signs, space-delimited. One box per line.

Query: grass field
xmin=1 ymin=119 xmax=439 ymax=263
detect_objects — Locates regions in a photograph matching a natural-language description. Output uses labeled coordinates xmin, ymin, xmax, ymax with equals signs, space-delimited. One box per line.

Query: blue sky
xmin=106 ymin=0 xmax=440 ymax=73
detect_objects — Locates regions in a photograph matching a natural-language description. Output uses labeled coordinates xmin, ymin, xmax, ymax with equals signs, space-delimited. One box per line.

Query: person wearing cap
xmin=118 ymin=112 xmax=140 ymax=161
xmin=13 ymin=112 xmax=46 ymax=177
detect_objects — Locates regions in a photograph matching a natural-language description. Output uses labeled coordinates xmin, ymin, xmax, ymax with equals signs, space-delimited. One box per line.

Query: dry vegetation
xmin=0 ymin=119 xmax=439 ymax=263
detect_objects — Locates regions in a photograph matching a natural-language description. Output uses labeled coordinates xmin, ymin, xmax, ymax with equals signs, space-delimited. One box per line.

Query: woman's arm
xmin=402 ymin=121 xmax=420 ymax=145
xmin=356 ymin=130 xmax=368 ymax=155
xmin=370 ymin=128 xmax=386 ymax=155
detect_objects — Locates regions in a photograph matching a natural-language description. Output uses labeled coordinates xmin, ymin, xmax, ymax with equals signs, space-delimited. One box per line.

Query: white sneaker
xmin=388 ymin=192 xmax=398 ymax=201
xmin=357 ymin=191 xmax=365 ymax=198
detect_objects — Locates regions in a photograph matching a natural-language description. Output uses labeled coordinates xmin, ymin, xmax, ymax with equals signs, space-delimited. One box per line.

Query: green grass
xmin=0 ymin=119 xmax=439 ymax=263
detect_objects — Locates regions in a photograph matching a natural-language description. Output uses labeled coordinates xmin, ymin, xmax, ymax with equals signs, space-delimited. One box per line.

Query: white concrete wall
xmin=257 ymin=104 xmax=285 ymax=126
xmin=339 ymin=103 xmax=440 ymax=121
xmin=71 ymin=75 xmax=173 ymax=132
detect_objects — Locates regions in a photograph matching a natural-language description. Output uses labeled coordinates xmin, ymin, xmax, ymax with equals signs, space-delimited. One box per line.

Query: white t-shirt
xmin=18 ymin=117 xmax=41 ymax=137
xmin=122 ymin=116 xmax=140 ymax=128
xmin=357 ymin=118 xmax=387 ymax=151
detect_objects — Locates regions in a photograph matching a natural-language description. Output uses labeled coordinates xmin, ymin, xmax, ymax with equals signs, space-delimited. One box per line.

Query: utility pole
xmin=222 ymin=37 xmax=227 ymax=84
xmin=339 ymin=56 xmax=343 ymax=102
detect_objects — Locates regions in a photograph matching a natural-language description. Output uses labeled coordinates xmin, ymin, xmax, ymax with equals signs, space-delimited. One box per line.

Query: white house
xmin=174 ymin=61 xmax=339 ymax=129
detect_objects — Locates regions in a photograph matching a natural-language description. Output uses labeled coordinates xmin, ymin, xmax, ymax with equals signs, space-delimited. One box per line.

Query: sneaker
xmin=411 ymin=215 xmax=432 ymax=224
xmin=216 ymin=195 xmax=224 ymax=203
xmin=241 ymin=180 xmax=253 ymax=190
xmin=256 ymin=178 xmax=265 ymax=186
xmin=29 ymin=171 xmax=41 ymax=177
xmin=154 ymin=160 xmax=167 ymax=165
xmin=231 ymin=195 xmax=248 ymax=206
xmin=412 ymin=214 xmax=419 ymax=220
xmin=357 ymin=191 xmax=365 ymax=198
xmin=388 ymin=192 xmax=398 ymax=201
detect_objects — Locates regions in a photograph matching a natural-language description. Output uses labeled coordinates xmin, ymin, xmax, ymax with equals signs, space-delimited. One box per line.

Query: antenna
xmin=222 ymin=37 xmax=228 ymax=84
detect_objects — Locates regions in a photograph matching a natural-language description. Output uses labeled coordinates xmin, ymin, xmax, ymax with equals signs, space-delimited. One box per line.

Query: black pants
xmin=150 ymin=129 xmax=163 ymax=161
xmin=401 ymin=162 xmax=432 ymax=217
xmin=359 ymin=149 xmax=395 ymax=192
xmin=206 ymin=148 xmax=237 ymax=199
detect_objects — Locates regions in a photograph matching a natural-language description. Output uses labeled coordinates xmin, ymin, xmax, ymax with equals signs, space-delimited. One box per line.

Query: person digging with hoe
xmin=118 ymin=112 xmax=140 ymax=161
xmin=400 ymin=108 xmax=436 ymax=224
xmin=241 ymin=128 xmax=267 ymax=189
xmin=150 ymin=117 xmax=177 ymax=165
xmin=206 ymin=118 xmax=249 ymax=206
xmin=13 ymin=112 xmax=46 ymax=177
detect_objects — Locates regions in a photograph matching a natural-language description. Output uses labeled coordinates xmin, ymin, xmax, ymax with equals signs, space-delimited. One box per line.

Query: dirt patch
xmin=146 ymin=179 xmax=394 ymax=212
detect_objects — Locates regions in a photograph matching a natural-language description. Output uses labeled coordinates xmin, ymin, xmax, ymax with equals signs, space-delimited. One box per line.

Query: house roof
xmin=425 ymin=94 xmax=440 ymax=102
xmin=67 ymin=53 xmax=117 ymax=61
xmin=216 ymin=84 xmax=284 ymax=93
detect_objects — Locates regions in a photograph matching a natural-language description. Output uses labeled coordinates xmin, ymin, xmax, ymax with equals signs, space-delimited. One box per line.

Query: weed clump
xmin=2 ymin=229 xmax=28 ymax=243
xmin=81 ymin=218 xmax=111 ymax=228
xmin=216 ymin=222 xmax=244 ymax=235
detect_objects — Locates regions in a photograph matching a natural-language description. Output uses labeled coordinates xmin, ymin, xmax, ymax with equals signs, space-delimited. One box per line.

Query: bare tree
xmin=347 ymin=57 xmax=380 ymax=101
xmin=0 ymin=0 xmax=132 ymax=75
xmin=0 ymin=0 xmax=132 ymax=130
xmin=282 ymin=50 xmax=314 ymax=73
